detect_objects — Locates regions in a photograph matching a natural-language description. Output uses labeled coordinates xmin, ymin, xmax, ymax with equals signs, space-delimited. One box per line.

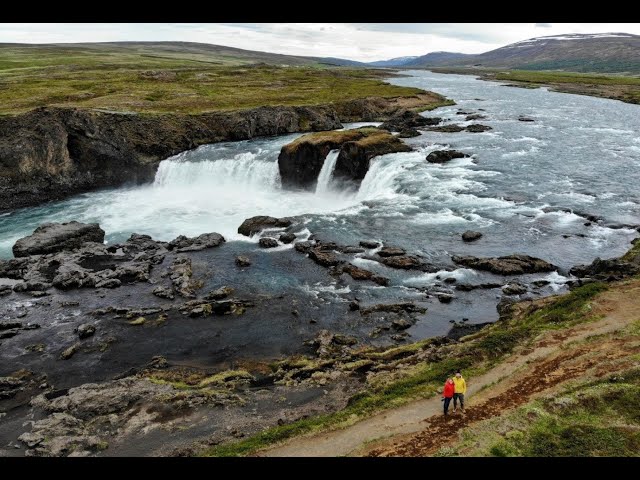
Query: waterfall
xmin=315 ymin=150 xmax=340 ymax=195
xmin=356 ymin=156 xmax=406 ymax=201
xmin=154 ymin=150 xmax=281 ymax=190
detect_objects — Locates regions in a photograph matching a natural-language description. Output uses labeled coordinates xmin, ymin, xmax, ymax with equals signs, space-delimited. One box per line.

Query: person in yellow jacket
xmin=452 ymin=371 xmax=466 ymax=412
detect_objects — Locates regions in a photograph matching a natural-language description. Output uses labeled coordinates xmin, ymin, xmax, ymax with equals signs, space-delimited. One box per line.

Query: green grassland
xmin=0 ymin=43 xmax=425 ymax=114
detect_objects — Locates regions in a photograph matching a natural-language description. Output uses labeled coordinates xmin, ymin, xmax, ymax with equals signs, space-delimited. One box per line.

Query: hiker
xmin=442 ymin=376 xmax=455 ymax=416
xmin=453 ymin=371 xmax=466 ymax=412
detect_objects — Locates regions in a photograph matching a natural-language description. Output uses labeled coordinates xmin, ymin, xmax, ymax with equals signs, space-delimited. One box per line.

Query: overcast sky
xmin=1 ymin=23 xmax=639 ymax=61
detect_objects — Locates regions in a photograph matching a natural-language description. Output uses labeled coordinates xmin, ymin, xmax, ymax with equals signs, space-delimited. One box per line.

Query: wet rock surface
xmin=238 ymin=216 xmax=293 ymax=237
xmin=462 ymin=231 xmax=483 ymax=242
xmin=426 ymin=150 xmax=469 ymax=164
xmin=452 ymin=254 xmax=557 ymax=275
xmin=13 ymin=222 xmax=105 ymax=258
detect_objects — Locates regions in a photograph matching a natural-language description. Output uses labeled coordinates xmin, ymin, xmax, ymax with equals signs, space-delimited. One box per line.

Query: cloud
xmin=536 ymin=23 xmax=553 ymax=28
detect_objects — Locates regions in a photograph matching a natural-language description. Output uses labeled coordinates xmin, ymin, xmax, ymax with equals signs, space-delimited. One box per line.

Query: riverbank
xmin=429 ymin=67 xmax=640 ymax=105
xmin=203 ymin=241 xmax=640 ymax=457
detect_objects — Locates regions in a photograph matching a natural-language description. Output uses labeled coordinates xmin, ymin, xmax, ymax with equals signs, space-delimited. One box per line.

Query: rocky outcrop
xmin=237 ymin=216 xmax=293 ymax=237
xmin=428 ymin=124 xmax=466 ymax=133
xmin=569 ymin=257 xmax=640 ymax=281
xmin=6 ymin=229 xmax=175 ymax=293
xmin=462 ymin=231 xmax=483 ymax=242
xmin=518 ymin=116 xmax=535 ymax=122
xmin=0 ymin=105 xmax=343 ymax=211
xmin=466 ymin=124 xmax=493 ymax=133
xmin=167 ymin=233 xmax=225 ymax=252
xmin=13 ymin=222 xmax=105 ymax=258
xmin=452 ymin=254 xmax=557 ymax=275
xmin=258 ymin=237 xmax=279 ymax=248
xmin=278 ymin=128 xmax=411 ymax=190
xmin=426 ymin=150 xmax=469 ymax=164
xmin=379 ymin=110 xmax=441 ymax=132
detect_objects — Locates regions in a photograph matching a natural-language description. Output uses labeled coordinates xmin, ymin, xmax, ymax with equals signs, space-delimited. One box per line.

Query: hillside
xmin=404 ymin=33 xmax=640 ymax=74
xmin=0 ymin=42 xmax=433 ymax=115
xmin=403 ymin=52 xmax=471 ymax=68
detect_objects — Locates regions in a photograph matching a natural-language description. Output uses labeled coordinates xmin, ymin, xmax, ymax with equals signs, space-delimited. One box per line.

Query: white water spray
xmin=315 ymin=150 xmax=339 ymax=195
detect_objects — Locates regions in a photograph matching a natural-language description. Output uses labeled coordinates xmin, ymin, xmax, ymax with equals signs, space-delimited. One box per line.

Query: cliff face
xmin=278 ymin=128 xmax=412 ymax=190
xmin=0 ymin=105 xmax=342 ymax=211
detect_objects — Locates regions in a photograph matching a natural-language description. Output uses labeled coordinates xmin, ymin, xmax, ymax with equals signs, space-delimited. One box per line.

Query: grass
xmin=456 ymin=368 xmax=640 ymax=457
xmin=202 ymin=357 xmax=475 ymax=457
xmin=494 ymin=70 xmax=640 ymax=86
xmin=201 ymin=282 xmax=610 ymax=456
xmin=0 ymin=44 xmax=430 ymax=115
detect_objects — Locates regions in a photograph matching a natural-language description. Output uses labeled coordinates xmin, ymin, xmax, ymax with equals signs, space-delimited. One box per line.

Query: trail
xmin=260 ymin=279 xmax=640 ymax=457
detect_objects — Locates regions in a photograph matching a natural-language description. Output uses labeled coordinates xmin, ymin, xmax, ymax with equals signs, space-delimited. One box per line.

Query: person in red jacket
xmin=442 ymin=376 xmax=455 ymax=416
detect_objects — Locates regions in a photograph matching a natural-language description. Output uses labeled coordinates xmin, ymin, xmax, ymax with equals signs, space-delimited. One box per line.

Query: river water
xmin=1 ymin=72 xmax=639 ymax=327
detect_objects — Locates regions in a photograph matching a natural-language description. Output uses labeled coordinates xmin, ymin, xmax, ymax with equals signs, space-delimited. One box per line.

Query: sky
xmin=0 ymin=23 xmax=639 ymax=62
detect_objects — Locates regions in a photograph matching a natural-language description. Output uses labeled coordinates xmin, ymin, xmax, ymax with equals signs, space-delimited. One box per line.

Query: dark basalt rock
xmin=359 ymin=240 xmax=380 ymax=249
xmin=235 ymin=255 xmax=251 ymax=267
xmin=380 ymin=256 xmax=424 ymax=270
xmin=426 ymin=150 xmax=469 ymax=164
xmin=379 ymin=110 xmax=441 ymax=132
xmin=341 ymin=263 xmax=389 ymax=286
xmin=466 ymin=124 xmax=492 ymax=133
xmin=204 ymin=286 xmax=234 ymax=301
xmin=377 ymin=247 xmax=406 ymax=257
xmin=237 ymin=216 xmax=293 ymax=237
xmin=294 ymin=242 xmax=313 ymax=253
xmin=279 ymin=232 xmax=296 ymax=244
xmin=518 ymin=116 xmax=535 ymax=122
xmin=462 ymin=231 xmax=483 ymax=242
xmin=569 ymin=257 xmax=640 ymax=281
xmin=428 ymin=124 xmax=466 ymax=133
xmin=398 ymin=129 xmax=421 ymax=138
xmin=308 ymin=248 xmax=340 ymax=267
xmin=168 ymin=232 xmax=225 ymax=252
xmin=447 ymin=322 xmax=492 ymax=341
xmin=13 ymin=222 xmax=105 ymax=258
xmin=278 ymin=128 xmax=411 ymax=190
xmin=360 ymin=302 xmax=427 ymax=315
xmin=465 ymin=114 xmax=486 ymax=121
xmin=258 ymin=237 xmax=279 ymax=249
xmin=452 ymin=255 xmax=556 ymax=275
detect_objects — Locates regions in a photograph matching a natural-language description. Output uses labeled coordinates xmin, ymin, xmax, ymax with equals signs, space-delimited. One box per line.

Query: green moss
xmin=128 ymin=317 xmax=146 ymax=326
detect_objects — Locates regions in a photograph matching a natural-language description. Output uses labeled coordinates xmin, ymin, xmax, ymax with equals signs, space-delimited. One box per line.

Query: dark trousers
xmin=443 ymin=397 xmax=452 ymax=415
xmin=453 ymin=393 xmax=465 ymax=409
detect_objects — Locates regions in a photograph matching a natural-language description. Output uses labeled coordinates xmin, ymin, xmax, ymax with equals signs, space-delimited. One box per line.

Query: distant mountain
xmin=313 ymin=57 xmax=369 ymax=67
xmin=367 ymin=56 xmax=420 ymax=67
xmin=431 ymin=33 xmax=640 ymax=73
xmin=403 ymin=52 xmax=471 ymax=67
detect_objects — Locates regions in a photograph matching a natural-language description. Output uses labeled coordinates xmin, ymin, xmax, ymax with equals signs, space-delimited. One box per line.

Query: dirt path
xmin=260 ymin=280 xmax=640 ymax=457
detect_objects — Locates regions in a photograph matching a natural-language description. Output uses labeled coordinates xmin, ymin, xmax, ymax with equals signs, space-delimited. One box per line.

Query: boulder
xmin=308 ymin=248 xmax=340 ymax=267
xmin=466 ymin=124 xmax=492 ymax=133
xmin=426 ymin=150 xmax=469 ymax=164
xmin=518 ymin=116 xmax=535 ymax=122
xmin=75 ymin=324 xmax=96 ymax=340
xmin=462 ymin=231 xmax=483 ymax=242
xmin=13 ymin=222 xmax=105 ymax=258
xmin=428 ymin=124 xmax=466 ymax=133
xmin=379 ymin=110 xmax=441 ymax=131
xmin=452 ymin=255 xmax=556 ymax=275
xmin=170 ymin=257 xmax=198 ymax=298
xmin=381 ymin=256 xmax=424 ymax=270
xmin=279 ymin=232 xmax=296 ymax=244
xmin=465 ymin=114 xmax=486 ymax=121
xmin=391 ymin=318 xmax=413 ymax=330
xmin=359 ymin=240 xmax=380 ymax=249
xmin=294 ymin=242 xmax=313 ymax=253
xmin=168 ymin=232 xmax=225 ymax=252
xmin=235 ymin=255 xmax=251 ymax=267
xmin=258 ymin=237 xmax=279 ymax=249
xmin=398 ymin=129 xmax=421 ymax=138
xmin=569 ymin=257 xmax=639 ymax=281
xmin=60 ymin=343 xmax=80 ymax=360
xmin=238 ymin=216 xmax=292 ymax=237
